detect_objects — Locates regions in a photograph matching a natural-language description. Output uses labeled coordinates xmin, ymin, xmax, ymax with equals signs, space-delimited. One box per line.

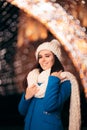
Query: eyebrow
xmin=39 ymin=53 xmax=52 ymax=56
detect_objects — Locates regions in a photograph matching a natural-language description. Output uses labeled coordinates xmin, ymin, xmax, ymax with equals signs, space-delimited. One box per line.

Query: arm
xmin=18 ymin=93 xmax=32 ymax=116
xmin=18 ymin=83 xmax=39 ymax=116
xmin=43 ymin=76 xmax=71 ymax=112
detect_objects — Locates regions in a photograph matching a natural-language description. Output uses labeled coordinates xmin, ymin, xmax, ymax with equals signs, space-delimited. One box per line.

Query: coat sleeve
xmin=43 ymin=76 xmax=71 ymax=112
xmin=18 ymin=93 xmax=31 ymax=116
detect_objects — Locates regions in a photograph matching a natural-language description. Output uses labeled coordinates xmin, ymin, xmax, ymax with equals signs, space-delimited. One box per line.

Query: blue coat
xmin=18 ymin=76 xmax=71 ymax=130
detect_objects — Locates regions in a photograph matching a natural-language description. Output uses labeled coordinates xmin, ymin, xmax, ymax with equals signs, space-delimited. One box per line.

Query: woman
xmin=18 ymin=39 xmax=81 ymax=130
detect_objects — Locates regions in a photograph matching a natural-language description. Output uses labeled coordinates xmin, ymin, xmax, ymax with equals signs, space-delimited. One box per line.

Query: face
xmin=38 ymin=50 xmax=55 ymax=70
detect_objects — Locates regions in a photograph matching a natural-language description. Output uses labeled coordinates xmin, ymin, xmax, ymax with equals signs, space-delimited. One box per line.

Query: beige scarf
xmin=27 ymin=69 xmax=81 ymax=130
xmin=27 ymin=68 xmax=51 ymax=97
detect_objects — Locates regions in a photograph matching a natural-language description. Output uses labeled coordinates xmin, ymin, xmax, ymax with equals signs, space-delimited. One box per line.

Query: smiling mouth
xmin=42 ymin=63 xmax=48 ymax=66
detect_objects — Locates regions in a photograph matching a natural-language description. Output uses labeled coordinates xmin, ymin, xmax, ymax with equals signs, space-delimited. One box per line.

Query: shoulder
xmin=61 ymin=71 xmax=77 ymax=81
xmin=61 ymin=71 xmax=79 ymax=89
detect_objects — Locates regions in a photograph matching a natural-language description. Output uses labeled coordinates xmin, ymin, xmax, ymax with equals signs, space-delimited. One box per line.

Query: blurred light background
xmin=0 ymin=0 xmax=87 ymax=129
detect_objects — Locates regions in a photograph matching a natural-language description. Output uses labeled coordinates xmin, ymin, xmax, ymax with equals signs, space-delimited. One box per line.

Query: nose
xmin=39 ymin=57 xmax=46 ymax=65
xmin=42 ymin=57 xmax=46 ymax=62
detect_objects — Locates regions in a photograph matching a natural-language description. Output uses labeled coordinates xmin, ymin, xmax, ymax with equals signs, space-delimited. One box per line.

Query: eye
xmin=45 ymin=55 xmax=50 ymax=57
xmin=38 ymin=55 xmax=42 ymax=59
xmin=45 ymin=54 xmax=51 ymax=57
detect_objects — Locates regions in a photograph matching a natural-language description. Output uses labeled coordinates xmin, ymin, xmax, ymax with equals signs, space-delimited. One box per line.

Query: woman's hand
xmin=25 ymin=84 xmax=39 ymax=100
xmin=51 ymin=70 xmax=67 ymax=81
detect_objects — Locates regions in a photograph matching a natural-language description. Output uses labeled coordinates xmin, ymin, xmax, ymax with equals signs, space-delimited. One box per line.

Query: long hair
xmin=22 ymin=62 xmax=42 ymax=91
xmin=51 ymin=55 xmax=64 ymax=73
xmin=23 ymin=54 xmax=64 ymax=91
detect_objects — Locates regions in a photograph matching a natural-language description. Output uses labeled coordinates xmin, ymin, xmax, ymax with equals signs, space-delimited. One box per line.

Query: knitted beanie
xmin=35 ymin=39 xmax=62 ymax=61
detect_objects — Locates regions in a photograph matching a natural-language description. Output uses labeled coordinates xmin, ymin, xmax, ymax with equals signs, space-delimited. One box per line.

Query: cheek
xmin=38 ymin=59 xmax=42 ymax=66
xmin=49 ymin=58 xmax=55 ymax=67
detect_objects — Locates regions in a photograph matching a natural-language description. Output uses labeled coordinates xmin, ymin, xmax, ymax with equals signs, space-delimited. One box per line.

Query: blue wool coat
xmin=18 ymin=76 xmax=71 ymax=130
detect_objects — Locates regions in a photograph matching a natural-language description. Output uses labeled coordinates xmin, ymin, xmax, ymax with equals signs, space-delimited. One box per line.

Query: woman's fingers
xmin=51 ymin=70 xmax=67 ymax=80
xmin=25 ymin=85 xmax=39 ymax=100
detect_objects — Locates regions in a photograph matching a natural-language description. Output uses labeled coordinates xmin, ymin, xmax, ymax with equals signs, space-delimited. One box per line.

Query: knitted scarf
xmin=27 ymin=68 xmax=51 ymax=98
xmin=27 ymin=69 xmax=81 ymax=130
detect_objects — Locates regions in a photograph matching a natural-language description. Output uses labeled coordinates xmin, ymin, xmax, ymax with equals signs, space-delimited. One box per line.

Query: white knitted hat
xmin=35 ymin=39 xmax=62 ymax=61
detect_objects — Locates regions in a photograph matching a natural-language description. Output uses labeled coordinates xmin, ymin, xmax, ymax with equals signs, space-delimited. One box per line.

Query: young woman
xmin=18 ymin=39 xmax=81 ymax=130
